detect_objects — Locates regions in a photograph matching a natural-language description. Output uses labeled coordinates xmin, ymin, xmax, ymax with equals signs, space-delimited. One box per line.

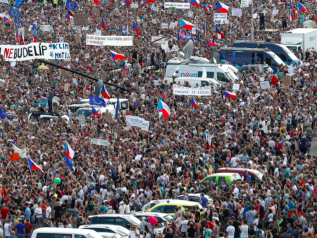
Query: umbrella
xmin=38 ymin=65 xmax=48 ymax=70
xmin=207 ymin=42 xmax=217 ymax=46
xmin=148 ymin=216 xmax=158 ymax=226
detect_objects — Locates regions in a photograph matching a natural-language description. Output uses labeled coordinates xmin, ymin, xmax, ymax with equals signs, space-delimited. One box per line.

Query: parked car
xmin=217 ymin=168 xmax=263 ymax=182
xmin=79 ymin=224 xmax=130 ymax=238
xmin=31 ymin=228 xmax=103 ymax=238
xmin=133 ymin=212 xmax=173 ymax=226
xmin=200 ymin=173 xmax=242 ymax=186
xmin=89 ymin=214 xmax=141 ymax=229
xmin=177 ymin=193 xmax=213 ymax=204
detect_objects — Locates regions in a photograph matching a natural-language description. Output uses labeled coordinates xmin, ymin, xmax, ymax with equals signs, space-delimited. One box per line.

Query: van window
xmin=151 ymin=205 xmax=165 ymax=213
xmin=198 ymin=71 xmax=203 ymax=77
xmin=96 ymin=217 xmax=115 ymax=224
xmin=36 ymin=234 xmax=52 ymax=238
xmin=75 ymin=236 xmax=88 ymax=238
xmin=218 ymin=176 xmax=226 ymax=185
xmin=201 ymin=81 xmax=209 ymax=87
xmin=121 ymin=101 xmax=128 ymax=110
xmin=165 ymin=205 xmax=177 ymax=214
xmin=206 ymin=176 xmax=216 ymax=183
xmin=217 ymin=73 xmax=229 ymax=83
xmin=116 ymin=218 xmax=130 ymax=227
xmin=53 ymin=235 xmax=72 ymax=238
xmin=265 ymin=58 xmax=272 ymax=66
xmin=207 ymin=72 xmax=214 ymax=78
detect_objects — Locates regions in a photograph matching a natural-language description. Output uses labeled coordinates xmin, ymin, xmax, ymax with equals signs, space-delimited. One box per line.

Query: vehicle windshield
xmin=77 ymin=109 xmax=92 ymax=117
xmin=164 ymin=215 xmax=173 ymax=223
xmin=116 ymin=229 xmax=129 ymax=236
xmin=255 ymin=172 xmax=263 ymax=180
xmin=225 ymin=71 xmax=238 ymax=82
xmin=268 ymin=52 xmax=284 ymax=65
xmin=127 ymin=217 xmax=141 ymax=226
xmin=281 ymin=44 xmax=300 ymax=62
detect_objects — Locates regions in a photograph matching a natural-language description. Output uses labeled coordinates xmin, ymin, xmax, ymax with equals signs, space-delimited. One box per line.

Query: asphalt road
xmin=309 ymin=139 xmax=317 ymax=156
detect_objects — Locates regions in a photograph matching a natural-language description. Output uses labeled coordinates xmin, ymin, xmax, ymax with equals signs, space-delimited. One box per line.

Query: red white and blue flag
xmin=101 ymin=16 xmax=106 ymax=29
xmin=92 ymin=106 xmax=101 ymax=118
xmin=64 ymin=142 xmax=74 ymax=160
xmin=94 ymin=0 xmax=99 ymax=5
xmin=202 ymin=22 xmax=206 ymax=37
xmin=110 ymin=50 xmax=126 ymax=60
xmin=20 ymin=32 xmax=25 ymax=45
xmin=290 ymin=0 xmax=296 ymax=20
xmin=65 ymin=13 xmax=71 ymax=21
xmin=27 ymin=158 xmax=44 ymax=174
xmin=133 ymin=22 xmax=140 ymax=38
xmin=15 ymin=29 xmax=19 ymax=43
xmin=191 ymin=98 xmax=198 ymax=108
xmin=68 ymin=9 xmax=73 ymax=16
xmin=297 ymin=2 xmax=307 ymax=15
xmin=203 ymin=4 xmax=209 ymax=12
xmin=33 ymin=32 xmax=38 ymax=42
xmin=216 ymin=1 xmax=229 ymax=13
xmin=216 ymin=26 xmax=225 ymax=39
xmin=101 ymin=85 xmax=111 ymax=99
xmin=180 ymin=18 xmax=194 ymax=30
xmin=190 ymin=0 xmax=199 ymax=8
xmin=224 ymin=91 xmax=236 ymax=100
xmin=208 ymin=4 xmax=212 ymax=10
xmin=157 ymin=100 xmax=171 ymax=119
xmin=124 ymin=0 xmax=131 ymax=5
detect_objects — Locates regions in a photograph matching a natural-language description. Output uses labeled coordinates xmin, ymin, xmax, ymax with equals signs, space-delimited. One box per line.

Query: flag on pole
xmin=19 ymin=32 xmax=25 ymax=45
xmin=216 ymin=26 xmax=225 ymax=39
xmin=27 ymin=158 xmax=44 ymax=174
xmin=115 ymin=95 xmax=121 ymax=119
xmin=191 ymin=98 xmax=198 ymax=108
xmin=157 ymin=100 xmax=171 ymax=119
xmin=101 ymin=85 xmax=111 ymax=99
xmin=133 ymin=22 xmax=140 ymax=38
xmin=33 ymin=32 xmax=38 ymax=42
xmin=101 ymin=16 xmax=106 ymax=29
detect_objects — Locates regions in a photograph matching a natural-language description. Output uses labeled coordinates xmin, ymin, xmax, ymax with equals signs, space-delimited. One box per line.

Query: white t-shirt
xmin=233 ymin=187 xmax=239 ymax=198
xmin=35 ymin=207 xmax=42 ymax=218
xmin=181 ymin=220 xmax=188 ymax=232
xmin=226 ymin=225 xmax=235 ymax=238
xmin=240 ymin=224 xmax=248 ymax=238
xmin=268 ymin=213 xmax=273 ymax=222
xmin=129 ymin=230 xmax=139 ymax=238
xmin=46 ymin=206 xmax=52 ymax=218
xmin=253 ymin=219 xmax=259 ymax=231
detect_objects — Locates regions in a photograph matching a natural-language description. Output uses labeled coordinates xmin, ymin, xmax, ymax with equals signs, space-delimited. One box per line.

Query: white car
xmin=99 ymin=233 xmax=122 ymax=238
xmin=79 ymin=224 xmax=130 ymax=238
xmin=177 ymin=193 xmax=213 ymax=205
xmin=133 ymin=212 xmax=173 ymax=226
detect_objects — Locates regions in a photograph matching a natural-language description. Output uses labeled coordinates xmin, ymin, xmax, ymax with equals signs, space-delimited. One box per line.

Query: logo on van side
xmin=181 ymin=73 xmax=198 ymax=77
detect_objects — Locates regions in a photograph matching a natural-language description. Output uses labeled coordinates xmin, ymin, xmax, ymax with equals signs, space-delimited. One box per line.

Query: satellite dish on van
xmin=95 ymin=80 xmax=104 ymax=97
xmin=183 ymin=40 xmax=194 ymax=60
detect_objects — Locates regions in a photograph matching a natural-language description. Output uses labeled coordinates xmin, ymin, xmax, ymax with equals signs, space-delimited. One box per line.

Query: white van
xmin=76 ymin=105 xmax=116 ymax=118
xmin=165 ymin=63 xmax=238 ymax=85
xmin=163 ymin=77 xmax=221 ymax=88
xmin=79 ymin=99 xmax=130 ymax=113
xmin=31 ymin=227 xmax=103 ymax=238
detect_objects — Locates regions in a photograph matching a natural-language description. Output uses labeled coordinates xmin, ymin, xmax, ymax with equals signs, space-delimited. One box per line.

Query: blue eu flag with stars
xmin=89 ymin=95 xmax=106 ymax=107
xmin=0 ymin=108 xmax=12 ymax=120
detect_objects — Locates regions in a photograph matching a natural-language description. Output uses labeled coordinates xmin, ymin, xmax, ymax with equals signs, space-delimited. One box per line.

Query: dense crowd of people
xmin=0 ymin=0 xmax=316 ymax=237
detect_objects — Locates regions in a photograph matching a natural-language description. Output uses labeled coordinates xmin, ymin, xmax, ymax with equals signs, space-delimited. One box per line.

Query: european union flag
xmin=14 ymin=0 xmax=24 ymax=8
xmin=89 ymin=95 xmax=106 ymax=107
xmin=115 ymin=95 xmax=120 ymax=119
xmin=63 ymin=154 xmax=74 ymax=168
xmin=15 ymin=17 xmax=22 ymax=26
xmin=65 ymin=0 xmax=78 ymax=10
xmin=9 ymin=7 xmax=21 ymax=18
xmin=31 ymin=23 xmax=38 ymax=32
xmin=0 ymin=108 xmax=12 ymax=120
xmin=196 ymin=33 xmax=200 ymax=41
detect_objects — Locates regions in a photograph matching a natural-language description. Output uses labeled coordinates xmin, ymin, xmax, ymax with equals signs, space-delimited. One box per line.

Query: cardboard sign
xmin=73 ymin=13 xmax=88 ymax=26
xmin=70 ymin=124 xmax=76 ymax=130
xmin=105 ymin=113 xmax=113 ymax=123
xmin=0 ymin=91 xmax=8 ymax=95
xmin=115 ymin=127 xmax=122 ymax=134
xmin=76 ymin=34 xmax=81 ymax=43
xmin=10 ymin=153 xmax=19 ymax=161
xmin=93 ymin=7 xmax=100 ymax=15
xmin=96 ymin=17 xmax=102 ymax=24
xmin=60 ymin=69 xmax=69 ymax=77
xmin=283 ymin=77 xmax=291 ymax=86
xmin=64 ymin=83 xmax=70 ymax=91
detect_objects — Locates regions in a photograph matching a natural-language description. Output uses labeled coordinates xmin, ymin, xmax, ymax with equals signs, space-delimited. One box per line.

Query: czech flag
xmin=101 ymin=85 xmax=111 ymax=99
xmin=143 ymin=0 xmax=156 ymax=3
xmin=101 ymin=16 xmax=106 ymax=29
xmin=202 ymin=22 xmax=206 ymax=37
xmin=65 ymin=13 xmax=71 ymax=21
xmin=203 ymin=4 xmax=209 ymax=12
xmin=94 ymin=0 xmax=99 ymax=4
xmin=110 ymin=50 xmax=126 ymax=60
xmin=216 ymin=26 xmax=225 ymax=39
xmin=180 ymin=18 xmax=194 ymax=30
xmin=4 ymin=17 xmax=11 ymax=23
xmin=208 ymin=4 xmax=212 ymax=10
xmin=20 ymin=32 xmax=25 ymax=45
xmin=157 ymin=99 xmax=171 ymax=119
xmin=15 ymin=29 xmax=19 ymax=43
xmin=191 ymin=98 xmax=198 ymax=108
xmin=124 ymin=0 xmax=131 ymax=5
xmin=271 ymin=75 xmax=279 ymax=86
xmin=133 ymin=22 xmax=140 ymax=38
xmin=64 ymin=142 xmax=74 ymax=160
xmin=297 ymin=2 xmax=307 ymax=15
xmin=92 ymin=106 xmax=101 ymax=118
xmin=67 ymin=9 xmax=73 ymax=16
xmin=290 ymin=0 xmax=296 ymax=20
xmin=33 ymin=32 xmax=38 ymax=42
xmin=216 ymin=1 xmax=229 ymax=13
xmin=190 ymin=0 xmax=199 ymax=8
xmin=224 ymin=91 xmax=236 ymax=99
xmin=27 ymin=158 xmax=44 ymax=174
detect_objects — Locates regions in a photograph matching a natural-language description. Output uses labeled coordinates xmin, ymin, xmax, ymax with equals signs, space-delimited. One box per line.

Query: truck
xmin=232 ymin=40 xmax=301 ymax=66
xmin=281 ymin=28 xmax=317 ymax=53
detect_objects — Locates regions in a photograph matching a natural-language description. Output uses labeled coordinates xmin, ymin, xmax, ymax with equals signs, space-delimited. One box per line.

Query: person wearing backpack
xmin=24 ymin=219 xmax=32 ymax=238
xmin=86 ymin=198 xmax=95 ymax=216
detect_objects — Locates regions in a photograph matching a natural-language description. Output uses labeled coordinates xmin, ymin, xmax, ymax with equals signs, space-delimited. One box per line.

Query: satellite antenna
xmin=183 ymin=40 xmax=194 ymax=60
xmin=95 ymin=80 xmax=104 ymax=97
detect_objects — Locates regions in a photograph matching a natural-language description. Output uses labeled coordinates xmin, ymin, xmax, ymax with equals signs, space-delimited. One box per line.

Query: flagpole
xmin=251 ymin=0 xmax=254 ymax=41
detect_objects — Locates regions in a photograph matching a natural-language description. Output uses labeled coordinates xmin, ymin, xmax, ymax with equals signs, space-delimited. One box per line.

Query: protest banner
xmin=131 ymin=3 xmax=138 ymax=8
xmin=231 ymin=8 xmax=242 ymax=17
xmin=90 ymin=138 xmax=109 ymax=146
xmin=86 ymin=35 xmax=133 ymax=46
xmin=96 ymin=17 xmax=102 ymax=24
xmin=213 ymin=13 xmax=229 ymax=24
xmin=164 ymin=2 xmax=190 ymax=9
xmin=126 ymin=116 xmax=149 ymax=132
xmin=76 ymin=34 xmax=81 ymax=43
xmin=73 ymin=13 xmax=88 ymax=26
xmin=260 ymin=81 xmax=271 ymax=89
xmin=233 ymin=84 xmax=240 ymax=91
xmin=283 ymin=76 xmax=292 ymax=86
xmin=151 ymin=36 xmax=165 ymax=44
xmin=13 ymin=144 xmax=27 ymax=158
xmin=10 ymin=153 xmax=19 ymax=161
xmin=92 ymin=7 xmax=100 ymax=15
xmin=40 ymin=25 xmax=53 ymax=32
xmin=0 ymin=0 xmax=8 ymax=3
xmin=173 ymin=85 xmax=211 ymax=96
xmin=240 ymin=0 xmax=249 ymax=8
xmin=0 ymin=43 xmax=71 ymax=61
xmin=161 ymin=23 xmax=168 ymax=29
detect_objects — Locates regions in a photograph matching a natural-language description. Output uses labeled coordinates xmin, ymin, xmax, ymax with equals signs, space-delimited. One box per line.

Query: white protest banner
xmin=40 ymin=25 xmax=53 ymax=32
xmin=0 ymin=43 xmax=71 ymax=61
xmin=13 ymin=144 xmax=27 ymax=158
xmin=206 ymin=134 xmax=213 ymax=145
xmin=240 ymin=0 xmax=249 ymax=8
xmin=90 ymin=138 xmax=109 ymax=146
xmin=152 ymin=19 xmax=157 ymax=24
xmin=161 ymin=23 xmax=168 ymax=29
xmin=151 ymin=36 xmax=165 ymax=44
xmin=170 ymin=22 xmax=176 ymax=29
xmin=126 ymin=116 xmax=149 ymax=132
xmin=188 ymin=10 xmax=193 ymax=17
xmin=253 ymin=12 xmax=258 ymax=18
xmin=78 ymin=114 xmax=86 ymax=126
xmin=232 ymin=8 xmax=242 ymax=17
xmin=260 ymin=81 xmax=271 ymax=89
xmin=164 ymin=2 xmax=190 ymax=9
xmin=173 ymin=84 xmax=211 ymax=96
xmin=213 ymin=13 xmax=229 ymax=24
xmin=86 ymin=35 xmax=133 ymax=46
xmin=0 ymin=0 xmax=8 ymax=3
xmin=82 ymin=26 xmax=89 ymax=31
xmin=131 ymin=3 xmax=138 ymax=8
xmin=272 ymin=9 xmax=279 ymax=16
xmin=233 ymin=84 xmax=240 ymax=91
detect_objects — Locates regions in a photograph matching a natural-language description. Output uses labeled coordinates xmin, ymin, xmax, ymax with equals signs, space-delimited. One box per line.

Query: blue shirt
xmin=287 ymin=228 xmax=293 ymax=237
xmin=254 ymin=56 xmax=259 ymax=63
xmin=246 ymin=211 xmax=255 ymax=223
xmin=16 ymin=223 xmax=24 ymax=234
xmin=201 ymin=197 xmax=208 ymax=208
xmin=25 ymin=208 xmax=30 ymax=220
